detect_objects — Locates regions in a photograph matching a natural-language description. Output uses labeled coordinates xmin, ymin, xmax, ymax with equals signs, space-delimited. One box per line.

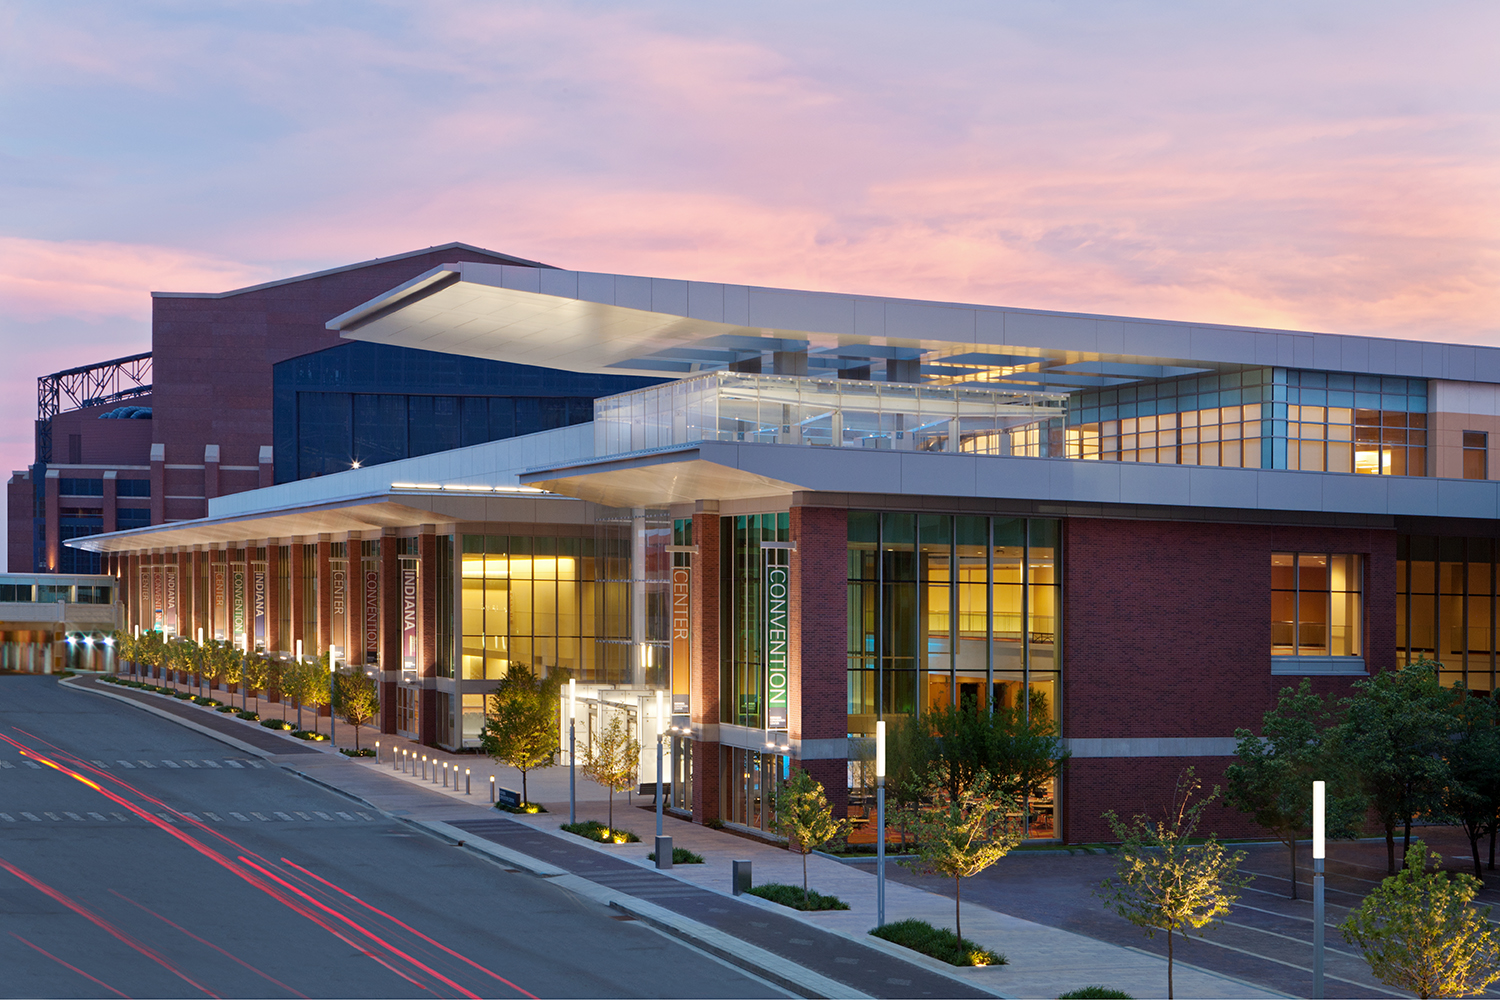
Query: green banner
xmin=765 ymin=559 xmax=789 ymax=730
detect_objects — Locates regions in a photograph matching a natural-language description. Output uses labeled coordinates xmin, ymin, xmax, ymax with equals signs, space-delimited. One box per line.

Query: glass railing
xmin=594 ymin=371 xmax=1069 ymax=456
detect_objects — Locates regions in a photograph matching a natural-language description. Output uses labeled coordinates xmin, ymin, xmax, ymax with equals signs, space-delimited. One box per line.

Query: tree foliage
xmin=1096 ymin=770 xmax=1249 ymax=1000
xmin=776 ymin=768 xmax=851 ymax=909
xmin=581 ymin=711 xmax=639 ymax=833
xmin=1224 ymin=678 xmax=1364 ymax=899
xmin=890 ymin=698 xmax=1068 ymax=802
xmin=896 ymin=762 xmax=1023 ymax=947
xmin=1340 ymin=840 xmax=1500 ymax=999
xmin=1339 ymin=660 xmax=1454 ymax=873
xmin=1439 ymin=690 xmax=1500 ymax=879
xmin=336 ymin=667 xmax=379 ymax=750
xmin=479 ymin=665 xmax=560 ymax=806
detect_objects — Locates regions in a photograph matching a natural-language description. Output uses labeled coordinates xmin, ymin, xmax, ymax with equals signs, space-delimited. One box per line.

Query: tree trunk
xmin=1385 ymin=824 xmax=1397 ymax=874
xmin=1288 ymin=838 xmax=1299 ymax=900
xmin=955 ymin=875 xmax=962 ymax=949
xmin=1167 ymin=927 xmax=1174 ymax=1000
xmin=608 ymin=787 xmax=613 ymax=832
xmin=803 ymin=850 xmax=809 ymax=910
xmin=1403 ymin=815 xmax=1413 ymax=864
xmin=1470 ymin=828 xmax=1483 ymax=879
xmin=521 ymin=769 xmax=528 ymax=807
xmin=1489 ymin=821 xmax=1496 ymax=871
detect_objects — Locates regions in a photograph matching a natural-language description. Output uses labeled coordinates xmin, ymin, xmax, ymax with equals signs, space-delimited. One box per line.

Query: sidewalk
xmin=71 ymin=675 xmax=1284 ymax=1000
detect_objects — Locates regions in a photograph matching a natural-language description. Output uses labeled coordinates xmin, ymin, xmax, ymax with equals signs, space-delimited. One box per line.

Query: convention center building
xmin=45 ymin=248 xmax=1500 ymax=842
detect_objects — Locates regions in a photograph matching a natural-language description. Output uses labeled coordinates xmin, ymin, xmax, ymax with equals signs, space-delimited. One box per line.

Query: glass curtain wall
xmin=719 ymin=513 xmax=791 ymax=729
xmin=848 ymin=512 xmax=1061 ymax=839
xmin=1398 ymin=535 xmax=1496 ymax=692
xmin=1066 ymin=368 xmax=1428 ymax=474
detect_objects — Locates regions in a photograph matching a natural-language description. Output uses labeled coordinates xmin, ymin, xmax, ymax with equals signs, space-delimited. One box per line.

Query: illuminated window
xmin=1272 ymin=553 xmax=1362 ymax=657
xmin=1464 ymin=431 xmax=1488 ymax=480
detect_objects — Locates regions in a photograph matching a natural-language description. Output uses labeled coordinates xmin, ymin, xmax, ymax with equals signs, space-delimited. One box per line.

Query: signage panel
xmin=400 ymin=564 xmax=418 ymax=673
xmin=231 ymin=569 xmax=246 ymax=644
xmin=163 ymin=567 xmax=179 ymax=636
xmin=252 ymin=569 xmax=267 ymax=647
xmin=670 ymin=562 xmax=691 ymax=714
xmin=212 ymin=563 xmax=227 ymax=640
xmin=364 ymin=570 xmax=379 ymax=663
xmin=764 ymin=557 xmax=789 ymax=731
xmin=331 ymin=564 xmax=348 ymax=652
xmin=150 ymin=568 xmax=164 ymax=632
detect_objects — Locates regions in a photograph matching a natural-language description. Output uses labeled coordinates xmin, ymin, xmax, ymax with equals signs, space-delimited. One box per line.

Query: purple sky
xmin=1 ymin=1 xmax=1497 ymax=502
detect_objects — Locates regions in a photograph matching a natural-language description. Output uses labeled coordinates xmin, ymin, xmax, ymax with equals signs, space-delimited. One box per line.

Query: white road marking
xmin=116 ymin=760 xmax=135 ymax=768
xmin=136 ymin=760 xmax=155 ymax=768
xmin=162 ymin=761 xmax=180 ymax=768
xmin=225 ymin=760 xmax=244 ymax=768
xmin=24 ymin=761 xmax=40 ymax=769
xmin=0 ymin=814 xmax=13 ymax=822
xmin=182 ymin=761 xmax=199 ymax=768
xmin=203 ymin=760 xmax=221 ymax=768
xmin=229 ymin=812 xmax=249 ymax=821
xmin=44 ymin=812 xmax=61 ymax=820
xmin=87 ymin=812 xmax=106 ymax=821
xmin=204 ymin=812 xmax=222 ymax=822
xmin=273 ymin=811 xmax=293 ymax=821
xmin=251 ymin=812 xmax=270 ymax=821
xmin=315 ymin=812 xmax=332 ymax=820
xmin=64 ymin=812 xmax=83 ymax=821
xmin=90 ymin=760 xmax=108 ymax=768
xmin=0 ymin=761 xmax=13 ymax=768
xmin=336 ymin=811 xmax=354 ymax=821
xmin=21 ymin=813 xmax=39 ymax=821
xmin=110 ymin=812 xmax=128 ymax=821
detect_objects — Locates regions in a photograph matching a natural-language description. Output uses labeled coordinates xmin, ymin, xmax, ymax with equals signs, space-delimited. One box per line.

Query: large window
xmin=1398 ymin=535 xmax=1496 ymax=693
xmin=848 ymin=512 xmax=1060 ymax=839
xmin=719 ymin=513 xmax=790 ymax=729
xmin=1271 ymin=553 xmax=1363 ymax=658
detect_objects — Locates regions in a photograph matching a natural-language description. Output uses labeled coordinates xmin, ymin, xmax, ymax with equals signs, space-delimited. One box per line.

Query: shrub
xmin=293 ymin=730 xmax=327 ymax=741
xmin=646 ymin=847 xmax=705 ymax=864
xmin=704 ymin=817 xmax=726 ymax=830
xmin=1059 ymin=989 xmax=1134 ymax=999
xmin=215 ymin=705 xmax=236 ymax=713
xmin=191 ymin=696 xmax=218 ymax=706
xmin=236 ymin=711 xmax=259 ymax=721
xmin=495 ymin=802 xmax=546 ymax=814
xmin=260 ymin=719 xmax=295 ymax=731
xmin=173 ymin=691 xmax=193 ymax=700
xmin=869 ymin=918 xmax=1006 ymax=967
xmin=747 ymin=883 xmax=849 ymax=911
xmin=339 ymin=747 xmax=376 ymax=757
xmin=562 ymin=820 xmax=639 ymax=844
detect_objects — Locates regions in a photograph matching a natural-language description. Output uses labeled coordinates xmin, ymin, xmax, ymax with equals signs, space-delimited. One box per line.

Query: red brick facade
xmin=1061 ymin=517 xmax=1397 ymax=842
xmin=691 ymin=507 xmax=722 ymax=822
xmin=790 ymin=505 xmax=849 ymax=816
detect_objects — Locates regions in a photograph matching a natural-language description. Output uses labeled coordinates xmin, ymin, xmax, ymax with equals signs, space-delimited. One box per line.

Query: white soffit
xmin=327 ymin=261 xmax=1500 ymax=384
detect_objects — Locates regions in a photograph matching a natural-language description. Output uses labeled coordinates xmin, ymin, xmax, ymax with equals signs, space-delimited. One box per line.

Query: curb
xmin=62 ymin=676 xmax=276 ymax=760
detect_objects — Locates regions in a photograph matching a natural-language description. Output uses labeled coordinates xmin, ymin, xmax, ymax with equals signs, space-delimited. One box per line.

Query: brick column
xmin=379 ymin=532 xmax=400 ymax=734
xmin=316 ymin=535 xmax=332 ymax=655
xmin=126 ymin=553 xmax=141 ymax=634
xmin=102 ymin=472 xmax=117 ymax=534
xmin=149 ymin=444 xmax=165 ymax=526
xmin=176 ymin=549 xmax=190 ymax=643
xmin=690 ymin=504 xmax=722 ymax=823
xmin=264 ymin=543 xmax=281 ymax=654
xmin=43 ymin=469 xmax=59 ymax=571
xmin=189 ymin=548 xmax=202 ymax=641
xmin=418 ymin=529 xmax=438 ymax=745
xmin=203 ymin=445 xmax=220 ymax=501
xmin=289 ymin=543 xmax=306 ymax=656
xmin=790 ymin=505 xmax=849 ymax=816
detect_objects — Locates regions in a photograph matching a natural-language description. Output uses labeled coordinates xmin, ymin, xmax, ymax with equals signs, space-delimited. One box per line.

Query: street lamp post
xmin=654 ymin=690 xmax=671 ymax=870
xmin=876 ymin=719 xmax=886 ymax=928
xmin=329 ymin=645 xmax=339 ymax=750
xmin=1313 ymin=780 xmax=1325 ymax=1000
xmin=568 ymin=678 xmax=577 ymax=826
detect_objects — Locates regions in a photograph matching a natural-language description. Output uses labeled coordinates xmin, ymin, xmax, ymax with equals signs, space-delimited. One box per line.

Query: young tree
xmin=300 ymin=654 xmax=331 ymax=734
xmin=478 ymin=665 xmax=559 ymax=807
xmin=777 ymin=768 xmax=851 ymax=909
xmin=1340 ymin=660 xmax=1454 ymax=873
xmin=1096 ymin=769 xmax=1250 ymax=1000
xmin=1224 ymin=678 xmax=1365 ymax=899
xmin=283 ymin=657 xmax=316 ymax=731
xmin=1440 ymin=689 xmax=1500 ymax=879
xmin=1340 ymin=840 xmax=1500 ymax=999
xmin=242 ymin=651 xmax=270 ymax=712
xmin=897 ymin=763 xmax=1023 ymax=947
xmin=336 ymin=667 xmax=379 ymax=751
xmin=581 ymin=711 xmax=639 ymax=833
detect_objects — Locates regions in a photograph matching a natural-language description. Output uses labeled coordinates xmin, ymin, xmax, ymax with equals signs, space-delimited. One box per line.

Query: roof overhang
xmin=326 ymin=260 xmax=1500 ymax=386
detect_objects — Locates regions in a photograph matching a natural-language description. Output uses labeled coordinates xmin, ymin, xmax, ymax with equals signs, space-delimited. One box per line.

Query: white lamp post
xmin=568 ymin=678 xmax=577 ymax=825
xmin=655 ymin=689 xmax=671 ymax=869
xmin=1313 ymin=780 xmax=1325 ymax=999
xmin=876 ymin=719 xmax=887 ymax=928
xmin=329 ymin=644 xmax=339 ymax=750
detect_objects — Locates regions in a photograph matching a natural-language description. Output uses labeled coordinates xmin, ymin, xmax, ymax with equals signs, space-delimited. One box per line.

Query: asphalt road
xmin=0 ymin=676 xmax=782 ymax=999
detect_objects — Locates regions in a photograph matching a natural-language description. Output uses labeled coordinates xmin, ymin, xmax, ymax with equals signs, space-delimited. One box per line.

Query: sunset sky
xmin=1 ymin=1 xmax=1497 ymax=489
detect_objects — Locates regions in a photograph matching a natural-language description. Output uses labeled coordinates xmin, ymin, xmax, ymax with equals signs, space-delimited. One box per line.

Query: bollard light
xmin=568 ymin=678 xmax=577 ymax=825
xmin=490 ymin=774 xmax=496 ymax=804
xmin=1313 ymin=780 xmax=1326 ymax=999
xmin=465 ymin=767 xmax=471 ymax=795
xmin=654 ymin=689 xmax=670 ymax=869
xmin=876 ymin=719 xmax=887 ymax=928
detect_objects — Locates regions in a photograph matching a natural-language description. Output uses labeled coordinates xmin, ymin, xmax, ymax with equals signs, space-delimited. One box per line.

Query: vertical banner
xmin=331 ymin=563 xmax=348 ymax=654
xmin=400 ymin=563 xmax=418 ymax=674
xmin=212 ymin=563 xmax=227 ymax=640
xmin=252 ymin=568 xmax=267 ymax=648
xmin=363 ymin=569 xmax=380 ymax=664
xmin=670 ymin=560 xmax=691 ymax=714
xmin=163 ymin=567 xmax=179 ymax=636
xmin=764 ymin=553 xmax=789 ymax=731
xmin=151 ymin=568 xmax=164 ymax=632
xmin=231 ymin=567 xmax=246 ymax=645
